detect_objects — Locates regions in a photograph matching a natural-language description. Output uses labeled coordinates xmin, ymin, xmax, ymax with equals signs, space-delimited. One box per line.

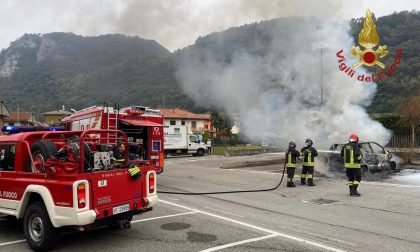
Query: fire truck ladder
xmin=106 ymin=106 xmax=119 ymax=143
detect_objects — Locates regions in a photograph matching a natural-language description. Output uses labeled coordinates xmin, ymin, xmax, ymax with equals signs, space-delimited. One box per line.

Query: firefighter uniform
xmin=340 ymin=137 xmax=363 ymax=196
xmin=301 ymin=139 xmax=318 ymax=186
xmin=286 ymin=141 xmax=300 ymax=187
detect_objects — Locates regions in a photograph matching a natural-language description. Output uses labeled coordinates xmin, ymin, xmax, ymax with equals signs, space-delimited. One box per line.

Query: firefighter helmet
xmin=305 ymin=139 xmax=313 ymax=147
xmin=349 ymin=133 xmax=359 ymax=143
xmin=288 ymin=141 xmax=296 ymax=148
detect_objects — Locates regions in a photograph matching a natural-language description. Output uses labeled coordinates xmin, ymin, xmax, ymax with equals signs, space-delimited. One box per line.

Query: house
xmin=3 ymin=112 xmax=39 ymax=127
xmin=160 ymin=108 xmax=216 ymax=137
xmin=42 ymin=108 xmax=72 ymax=126
xmin=0 ymin=101 xmax=11 ymax=134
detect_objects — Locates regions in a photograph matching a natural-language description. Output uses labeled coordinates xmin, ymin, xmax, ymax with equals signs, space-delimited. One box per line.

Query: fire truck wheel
xmin=197 ymin=148 xmax=205 ymax=157
xmin=24 ymin=201 xmax=59 ymax=251
xmin=31 ymin=141 xmax=58 ymax=173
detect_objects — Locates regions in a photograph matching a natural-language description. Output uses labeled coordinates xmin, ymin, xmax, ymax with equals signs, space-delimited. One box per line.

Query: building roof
xmin=160 ymin=108 xmax=210 ymax=120
xmin=0 ymin=101 xmax=11 ymax=117
xmin=42 ymin=109 xmax=72 ymax=116
xmin=4 ymin=112 xmax=35 ymax=122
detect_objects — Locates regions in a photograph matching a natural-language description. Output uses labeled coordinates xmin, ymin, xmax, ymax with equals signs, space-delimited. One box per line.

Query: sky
xmin=0 ymin=0 xmax=418 ymax=51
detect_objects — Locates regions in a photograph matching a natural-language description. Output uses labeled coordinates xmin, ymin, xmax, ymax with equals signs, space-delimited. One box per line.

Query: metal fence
xmin=386 ymin=134 xmax=420 ymax=148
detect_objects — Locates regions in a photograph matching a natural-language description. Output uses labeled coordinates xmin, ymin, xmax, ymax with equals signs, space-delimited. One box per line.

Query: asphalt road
xmin=1 ymin=154 xmax=419 ymax=251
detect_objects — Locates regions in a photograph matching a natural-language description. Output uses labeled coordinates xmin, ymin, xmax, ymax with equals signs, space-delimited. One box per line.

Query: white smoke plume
xmin=176 ymin=16 xmax=392 ymax=149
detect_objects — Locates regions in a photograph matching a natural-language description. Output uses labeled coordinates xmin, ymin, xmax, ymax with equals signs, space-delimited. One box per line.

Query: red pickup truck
xmin=0 ymin=128 xmax=157 ymax=251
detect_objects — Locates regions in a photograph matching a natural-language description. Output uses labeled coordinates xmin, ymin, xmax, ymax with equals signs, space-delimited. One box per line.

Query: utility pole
xmin=320 ymin=47 xmax=324 ymax=107
xmin=12 ymin=97 xmax=19 ymax=125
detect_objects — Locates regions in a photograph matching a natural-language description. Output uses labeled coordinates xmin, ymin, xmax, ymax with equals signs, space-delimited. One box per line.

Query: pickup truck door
xmin=0 ymin=143 xmax=18 ymax=209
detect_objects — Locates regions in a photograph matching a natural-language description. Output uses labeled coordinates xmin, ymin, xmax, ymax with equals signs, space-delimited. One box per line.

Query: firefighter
xmin=112 ymin=141 xmax=126 ymax=167
xmin=341 ymin=133 xmax=363 ymax=197
xmin=286 ymin=141 xmax=300 ymax=187
xmin=301 ymin=139 xmax=318 ymax=186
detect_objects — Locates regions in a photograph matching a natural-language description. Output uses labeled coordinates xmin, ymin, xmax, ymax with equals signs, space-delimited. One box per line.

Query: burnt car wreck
xmin=326 ymin=142 xmax=397 ymax=173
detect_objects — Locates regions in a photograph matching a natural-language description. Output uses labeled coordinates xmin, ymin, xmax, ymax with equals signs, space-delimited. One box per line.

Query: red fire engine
xmin=0 ymin=127 xmax=157 ymax=251
xmin=62 ymin=106 xmax=164 ymax=174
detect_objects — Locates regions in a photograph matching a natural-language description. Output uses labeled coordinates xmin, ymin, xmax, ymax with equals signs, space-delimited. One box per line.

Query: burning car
xmin=326 ymin=142 xmax=397 ymax=173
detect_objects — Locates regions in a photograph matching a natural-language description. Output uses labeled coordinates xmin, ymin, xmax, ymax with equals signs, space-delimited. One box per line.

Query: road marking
xmin=203 ymin=207 xmax=245 ymax=218
xmin=199 ymin=234 xmax=280 ymax=252
xmin=229 ymin=169 xmax=276 ymax=175
xmin=160 ymin=199 xmax=346 ymax=252
xmin=131 ymin=211 xmax=197 ymax=223
xmin=0 ymin=239 xmax=26 ymax=247
xmin=364 ymin=181 xmax=420 ymax=189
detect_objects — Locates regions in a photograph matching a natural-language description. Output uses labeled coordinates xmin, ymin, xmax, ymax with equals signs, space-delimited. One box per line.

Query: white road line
xmin=0 ymin=239 xmax=26 ymax=247
xmin=131 ymin=211 xmax=197 ymax=223
xmin=203 ymin=207 xmax=245 ymax=218
xmin=229 ymin=169 xmax=276 ymax=175
xmin=160 ymin=199 xmax=346 ymax=252
xmin=199 ymin=234 xmax=280 ymax=252
xmin=364 ymin=181 xmax=420 ymax=189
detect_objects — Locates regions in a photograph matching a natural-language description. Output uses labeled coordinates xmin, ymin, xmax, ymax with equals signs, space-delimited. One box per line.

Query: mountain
xmin=0 ymin=11 xmax=418 ymax=117
xmin=0 ymin=33 xmax=194 ymax=114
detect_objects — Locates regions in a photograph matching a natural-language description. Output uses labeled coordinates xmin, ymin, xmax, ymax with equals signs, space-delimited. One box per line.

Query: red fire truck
xmin=62 ymin=106 xmax=164 ymax=174
xmin=0 ymin=127 xmax=157 ymax=251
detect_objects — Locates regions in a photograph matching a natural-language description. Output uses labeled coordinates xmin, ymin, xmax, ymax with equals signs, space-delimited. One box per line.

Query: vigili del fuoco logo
xmin=336 ymin=9 xmax=402 ymax=82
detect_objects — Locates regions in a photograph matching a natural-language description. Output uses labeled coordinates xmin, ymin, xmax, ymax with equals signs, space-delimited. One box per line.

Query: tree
xmin=400 ymin=95 xmax=420 ymax=163
xmin=210 ymin=111 xmax=232 ymax=138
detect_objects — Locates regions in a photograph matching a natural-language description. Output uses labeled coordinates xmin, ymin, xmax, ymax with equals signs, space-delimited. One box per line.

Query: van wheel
xmin=197 ymin=149 xmax=205 ymax=157
xmin=24 ymin=202 xmax=59 ymax=251
xmin=31 ymin=141 xmax=58 ymax=173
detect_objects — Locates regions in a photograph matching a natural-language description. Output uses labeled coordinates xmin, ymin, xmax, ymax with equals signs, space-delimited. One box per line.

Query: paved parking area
xmin=0 ymin=198 xmax=338 ymax=252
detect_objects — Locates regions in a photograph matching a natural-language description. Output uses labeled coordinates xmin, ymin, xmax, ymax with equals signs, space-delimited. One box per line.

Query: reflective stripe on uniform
xmin=286 ymin=153 xmax=296 ymax=168
xmin=353 ymin=181 xmax=360 ymax=185
xmin=287 ymin=178 xmax=293 ymax=182
xmin=302 ymin=151 xmax=314 ymax=166
xmin=348 ymin=181 xmax=354 ymax=185
xmin=307 ymin=174 xmax=313 ymax=179
xmin=344 ymin=148 xmax=360 ymax=169
xmin=301 ymin=174 xmax=307 ymax=178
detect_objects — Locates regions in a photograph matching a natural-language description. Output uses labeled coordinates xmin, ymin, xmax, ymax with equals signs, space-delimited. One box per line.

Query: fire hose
xmin=157 ymin=162 xmax=286 ymax=195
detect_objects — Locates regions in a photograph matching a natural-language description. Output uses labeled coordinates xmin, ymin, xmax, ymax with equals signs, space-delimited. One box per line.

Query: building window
xmin=191 ymin=121 xmax=197 ymax=129
xmin=170 ymin=120 xmax=176 ymax=125
xmin=205 ymin=124 xmax=208 ymax=129
xmin=8 ymin=123 xmax=14 ymax=126
xmin=181 ymin=120 xmax=185 ymax=125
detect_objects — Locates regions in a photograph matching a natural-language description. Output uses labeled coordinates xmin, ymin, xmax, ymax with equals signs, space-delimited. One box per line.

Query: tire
xmin=197 ymin=149 xmax=205 ymax=157
xmin=24 ymin=202 xmax=59 ymax=251
xmin=390 ymin=161 xmax=397 ymax=171
xmin=31 ymin=141 xmax=58 ymax=173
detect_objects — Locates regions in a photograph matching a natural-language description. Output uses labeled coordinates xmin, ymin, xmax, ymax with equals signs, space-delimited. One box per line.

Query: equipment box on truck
xmin=62 ymin=105 xmax=164 ymax=174
xmin=0 ymin=127 xmax=157 ymax=251
xmin=164 ymin=125 xmax=207 ymax=157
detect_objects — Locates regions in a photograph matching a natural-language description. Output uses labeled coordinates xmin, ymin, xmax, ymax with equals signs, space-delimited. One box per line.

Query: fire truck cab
xmin=0 ymin=127 xmax=157 ymax=251
xmin=62 ymin=106 xmax=164 ymax=174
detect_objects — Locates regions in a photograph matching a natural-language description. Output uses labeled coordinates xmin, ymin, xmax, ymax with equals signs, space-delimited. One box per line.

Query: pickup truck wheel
xmin=197 ymin=149 xmax=205 ymax=157
xmin=24 ymin=202 xmax=58 ymax=251
xmin=31 ymin=141 xmax=58 ymax=173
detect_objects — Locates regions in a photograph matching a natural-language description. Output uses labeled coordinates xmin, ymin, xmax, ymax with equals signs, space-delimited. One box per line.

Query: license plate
xmin=113 ymin=204 xmax=130 ymax=215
